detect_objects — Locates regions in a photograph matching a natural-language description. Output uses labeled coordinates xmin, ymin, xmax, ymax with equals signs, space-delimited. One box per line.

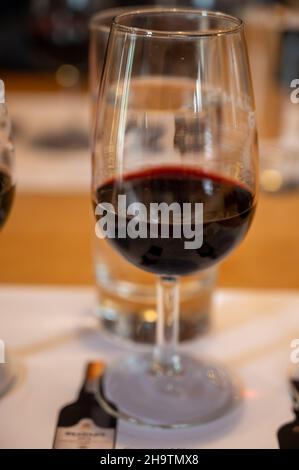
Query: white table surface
xmin=0 ymin=285 xmax=298 ymax=449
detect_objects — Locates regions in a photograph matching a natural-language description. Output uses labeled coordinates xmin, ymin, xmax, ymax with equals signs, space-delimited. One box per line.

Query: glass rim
xmin=89 ymin=7 xmax=128 ymax=33
xmin=112 ymin=8 xmax=243 ymax=38
xmin=89 ymin=5 xmax=161 ymax=33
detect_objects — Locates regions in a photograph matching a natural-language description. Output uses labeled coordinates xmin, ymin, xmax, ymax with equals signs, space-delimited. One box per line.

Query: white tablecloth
xmin=0 ymin=285 xmax=298 ymax=449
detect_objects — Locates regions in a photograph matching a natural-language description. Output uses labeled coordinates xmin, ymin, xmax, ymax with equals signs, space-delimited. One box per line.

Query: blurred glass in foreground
xmin=0 ymin=80 xmax=17 ymax=398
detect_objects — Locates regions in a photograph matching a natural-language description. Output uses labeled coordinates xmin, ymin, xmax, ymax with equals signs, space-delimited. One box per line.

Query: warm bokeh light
xmin=56 ymin=64 xmax=80 ymax=88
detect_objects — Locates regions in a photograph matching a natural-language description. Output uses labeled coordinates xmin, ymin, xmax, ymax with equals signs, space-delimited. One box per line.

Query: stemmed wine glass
xmin=0 ymin=80 xmax=16 ymax=398
xmin=92 ymin=8 xmax=258 ymax=427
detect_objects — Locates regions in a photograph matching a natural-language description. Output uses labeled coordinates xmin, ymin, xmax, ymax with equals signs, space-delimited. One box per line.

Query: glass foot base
xmin=0 ymin=352 xmax=18 ymax=399
xmin=96 ymin=354 xmax=241 ymax=428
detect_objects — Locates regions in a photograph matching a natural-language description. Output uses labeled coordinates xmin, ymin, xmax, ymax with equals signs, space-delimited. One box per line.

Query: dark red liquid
xmin=0 ymin=170 xmax=14 ymax=229
xmin=94 ymin=166 xmax=255 ymax=276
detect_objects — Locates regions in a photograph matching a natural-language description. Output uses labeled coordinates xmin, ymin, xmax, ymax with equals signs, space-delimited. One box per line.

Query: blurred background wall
xmin=1 ymin=1 xmax=294 ymax=86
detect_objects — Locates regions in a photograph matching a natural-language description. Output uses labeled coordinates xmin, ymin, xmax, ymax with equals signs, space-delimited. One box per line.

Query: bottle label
xmin=54 ymin=418 xmax=115 ymax=449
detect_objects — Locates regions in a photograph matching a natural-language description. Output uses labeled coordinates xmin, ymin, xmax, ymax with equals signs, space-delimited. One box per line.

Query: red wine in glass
xmin=94 ymin=165 xmax=255 ymax=276
xmin=0 ymin=170 xmax=15 ymax=230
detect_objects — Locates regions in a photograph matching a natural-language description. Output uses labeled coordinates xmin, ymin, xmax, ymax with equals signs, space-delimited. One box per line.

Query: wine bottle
xmin=277 ymin=379 xmax=299 ymax=449
xmin=53 ymin=361 xmax=117 ymax=449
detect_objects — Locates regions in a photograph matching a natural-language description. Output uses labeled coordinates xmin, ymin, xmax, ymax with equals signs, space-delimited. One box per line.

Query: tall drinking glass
xmin=92 ymin=9 xmax=258 ymax=427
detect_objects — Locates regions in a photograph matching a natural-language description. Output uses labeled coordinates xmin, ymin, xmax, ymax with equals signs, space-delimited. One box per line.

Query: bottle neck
xmin=78 ymin=378 xmax=97 ymax=399
xmin=77 ymin=362 xmax=105 ymax=400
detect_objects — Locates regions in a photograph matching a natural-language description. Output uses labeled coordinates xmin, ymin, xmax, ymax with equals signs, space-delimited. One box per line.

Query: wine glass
xmin=89 ymin=6 xmax=218 ymax=345
xmin=92 ymin=8 xmax=258 ymax=427
xmin=0 ymin=80 xmax=16 ymax=398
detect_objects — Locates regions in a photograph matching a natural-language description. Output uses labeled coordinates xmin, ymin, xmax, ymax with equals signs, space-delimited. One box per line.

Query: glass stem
xmin=154 ymin=275 xmax=181 ymax=375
